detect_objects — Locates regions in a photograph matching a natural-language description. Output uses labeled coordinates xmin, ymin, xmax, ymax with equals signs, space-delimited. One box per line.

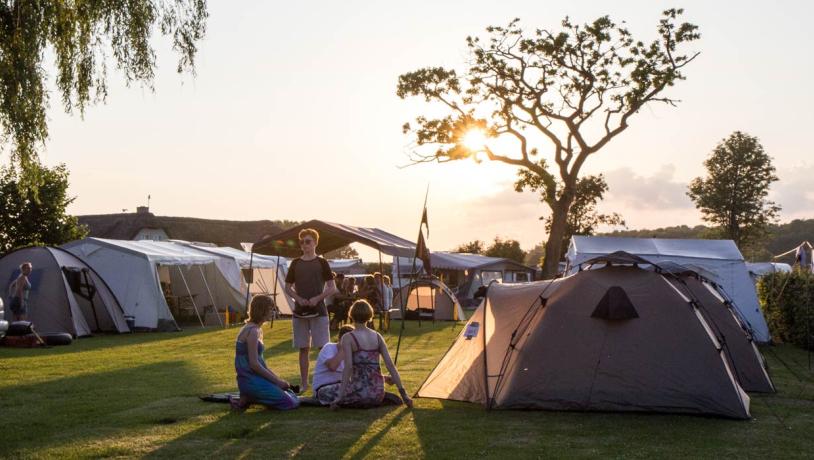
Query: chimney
xmin=136 ymin=206 xmax=149 ymax=214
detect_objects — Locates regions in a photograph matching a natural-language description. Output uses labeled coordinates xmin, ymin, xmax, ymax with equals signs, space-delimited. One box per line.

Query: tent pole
xmin=431 ymin=281 xmax=436 ymax=325
xmin=198 ymin=265 xmax=224 ymax=327
xmin=394 ymin=256 xmax=406 ymax=365
xmin=416 ymin=259 xmax=422 ymax=328
xmin=244 ymin=250 xmax=255 ymax=324
xmin=270 ymin=254 xmax=282 ymax=329
xmin=177 ymin=266 xmax=205 ymax=328
xmin=483 ymin=282 xmax=491 ymax=410
xmin=378 ymin=250 xmax=385 ymax=331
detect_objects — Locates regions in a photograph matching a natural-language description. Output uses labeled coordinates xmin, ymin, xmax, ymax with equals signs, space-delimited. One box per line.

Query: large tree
xmin=397 ymin=9 xmax=699 ymax=276
xmin=0 ymin=1 xmax=208 ymax=185
xmin=687 ymin=131 xmax=780 ymax=253
xmin=0 ymin=162 xmax=87 ymax=252
xmin=516 ymin=173 xmax=624 ymax=264
xmin=453 ymin=237 xmax=527 ymax=264
xmin=483 ymin=236 xmax=526 ymax=264
xmin=454 ymin=240 xmax=485 ymax=254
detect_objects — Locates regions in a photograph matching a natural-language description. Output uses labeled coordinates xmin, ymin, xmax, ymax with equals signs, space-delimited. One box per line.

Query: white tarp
xmin=174 ymin=243 xmax=294 ymax=315
xmin=566 ymin=236 xmax=771 ymax=343
xmin=63 ymin=238 xmax=240 ymax=330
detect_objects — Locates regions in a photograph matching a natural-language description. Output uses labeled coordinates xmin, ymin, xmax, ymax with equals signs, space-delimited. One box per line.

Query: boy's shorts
xmin=292 ymin=316 xmax=330 ymax=349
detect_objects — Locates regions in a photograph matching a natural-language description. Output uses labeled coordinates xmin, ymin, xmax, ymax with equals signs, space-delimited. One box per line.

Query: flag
xmin=415 ymin=231 xmax=432 ymax=275
xmin=420 ymin=207 xmax=429 ymax=238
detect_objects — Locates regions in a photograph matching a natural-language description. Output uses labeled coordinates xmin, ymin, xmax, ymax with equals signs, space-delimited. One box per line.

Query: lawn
xmin=1 ymin=320 xmax=814 ymax=459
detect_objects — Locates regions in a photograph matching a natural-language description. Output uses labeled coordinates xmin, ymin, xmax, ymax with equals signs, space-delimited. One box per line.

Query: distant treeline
xmin=602 ymin=219 xmax=814 ymax=262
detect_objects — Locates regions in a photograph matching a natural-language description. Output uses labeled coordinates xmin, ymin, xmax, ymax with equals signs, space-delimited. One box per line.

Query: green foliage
xmin=453 ymin=237 xmax=527 ymax=264
xmin=687 ymin=131 xmax=780 ymax=255
xmin=483 ymin=237 xmax=527 ymax=264
xmin=0 ymin=162 xmax=87 ymax=253
xmin=0 ymin=1 xmax=208 ymax=185
xmin=397 ymin=9 xmax=699 ymax=276
xmin=454 ymin=240 xmax=485 ymax=254
xmin=516 ymin=172 xmax=624 ymax=259
xmin=525 ymin=241 xmax=545 ymax=267
xmin=758 ymin=270 xmax=814 ymax=349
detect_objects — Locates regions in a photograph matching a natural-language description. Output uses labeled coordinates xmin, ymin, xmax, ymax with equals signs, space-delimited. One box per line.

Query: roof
xmin=64 ymin=238 xmax=217 ymax=265
xmin=397 ymin=252 xmax=535 ymax=272
xmin=570 ymin=236 xmax=745 ymax=261
xmin=253 ymin=220 xmax=417 ymax=258
xmin=174 ymin=242 xmax=284 ymax=269
xmin=77 ymin=212 xmax=286 ymax=249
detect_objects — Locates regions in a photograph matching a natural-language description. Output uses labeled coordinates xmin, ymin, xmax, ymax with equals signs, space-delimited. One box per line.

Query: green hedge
xmin=758 ymin=270 xmax=814 ymax=349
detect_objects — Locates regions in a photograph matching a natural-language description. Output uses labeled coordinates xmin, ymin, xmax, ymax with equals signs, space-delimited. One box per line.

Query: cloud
xmin=773 ymin=163 xmax=814 ymax=219
xmin=603 ymin=164 xmax=694 ymax=210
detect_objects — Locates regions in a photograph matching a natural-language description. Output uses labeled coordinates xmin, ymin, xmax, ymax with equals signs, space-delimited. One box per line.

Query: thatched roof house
xmin=77 ymin=207 xmax=289 ymax=249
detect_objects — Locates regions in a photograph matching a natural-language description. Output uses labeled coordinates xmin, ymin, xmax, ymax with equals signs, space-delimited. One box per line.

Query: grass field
xmin=2 ymin=320 xmax=814 ymax=459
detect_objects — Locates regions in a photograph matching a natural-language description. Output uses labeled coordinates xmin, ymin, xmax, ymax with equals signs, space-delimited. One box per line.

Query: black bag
xmin=293 ymin=303 xmax=319 ymax=318
xmin=7 ymin=321 xmax=34 ymax=336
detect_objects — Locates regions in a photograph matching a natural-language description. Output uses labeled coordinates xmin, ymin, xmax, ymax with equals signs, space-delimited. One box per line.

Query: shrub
xmin=758 ymin=269 xmax=814 ymax=349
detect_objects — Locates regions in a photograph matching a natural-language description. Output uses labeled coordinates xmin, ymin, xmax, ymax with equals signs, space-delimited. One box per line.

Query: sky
xmin=30 ymin=0 xmax=814 ymax=260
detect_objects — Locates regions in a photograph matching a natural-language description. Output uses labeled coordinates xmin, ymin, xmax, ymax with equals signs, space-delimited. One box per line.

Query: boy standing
xmin=284 ymin=228 xmax=338 ymax=392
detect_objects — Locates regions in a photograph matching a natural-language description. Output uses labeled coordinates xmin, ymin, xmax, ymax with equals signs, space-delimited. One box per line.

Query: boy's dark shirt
xmin=285 ymin=257 xmax=333 ymax=317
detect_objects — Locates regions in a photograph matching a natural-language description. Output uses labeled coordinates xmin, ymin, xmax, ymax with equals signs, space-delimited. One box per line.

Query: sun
xmin=461 ymin=129 xmax=488 ymax=152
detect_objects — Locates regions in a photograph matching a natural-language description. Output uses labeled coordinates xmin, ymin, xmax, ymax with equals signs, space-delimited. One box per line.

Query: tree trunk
xmin=542 ymin=202 xmax=569 ymax=278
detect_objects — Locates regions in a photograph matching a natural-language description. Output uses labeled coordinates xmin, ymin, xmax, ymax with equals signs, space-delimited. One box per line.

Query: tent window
xmin=481 ymin=271 xmax=502 ymax=286
xmin=591 ymin=286 xmax=639 ymax=320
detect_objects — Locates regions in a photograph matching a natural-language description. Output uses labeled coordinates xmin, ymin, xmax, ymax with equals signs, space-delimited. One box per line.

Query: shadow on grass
xmin=0 ymin=360 xmax=207 ymax=457
xmin=0 ymin=326 xmax=220 ymax=359
xmin=142 ymin=404 xmax=404 ymax=459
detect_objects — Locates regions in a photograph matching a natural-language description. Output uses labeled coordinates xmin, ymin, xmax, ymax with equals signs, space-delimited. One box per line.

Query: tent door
xmin=63 ymin=267 xmax=101 ymax=332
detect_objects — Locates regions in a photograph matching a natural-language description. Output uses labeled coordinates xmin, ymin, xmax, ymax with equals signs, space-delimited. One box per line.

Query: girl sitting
xmin=232 ymin=295 xmax=299 ymax=412
xmin=330 ymin=300 xmax=413 ymax=409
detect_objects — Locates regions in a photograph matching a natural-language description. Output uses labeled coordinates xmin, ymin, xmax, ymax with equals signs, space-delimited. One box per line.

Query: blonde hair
xmin=349 ymin=299 xmax=374 ymax=323
xmin=298 ymin=228 xmax=319 ymax=245
xmin=247 ymin=294 xmax=274 ymax=325
xmin=19 ymin=262 xmax=32 ymax=271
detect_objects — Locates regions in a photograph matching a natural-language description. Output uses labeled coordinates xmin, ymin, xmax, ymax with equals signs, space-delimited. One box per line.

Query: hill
xmin=603 ymin=219 xmax=814 ymax=262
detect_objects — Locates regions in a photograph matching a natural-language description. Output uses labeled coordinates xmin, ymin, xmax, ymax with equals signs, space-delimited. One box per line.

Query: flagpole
xmin=394 ymin=186 xmax=431 ymax=365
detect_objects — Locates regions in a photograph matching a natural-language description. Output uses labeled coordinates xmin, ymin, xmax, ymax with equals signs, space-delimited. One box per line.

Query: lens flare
xmin=462 ymin=129 xmax=488 ymax=152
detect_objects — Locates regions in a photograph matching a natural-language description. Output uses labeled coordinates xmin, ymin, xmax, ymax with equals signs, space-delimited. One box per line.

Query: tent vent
xmin=591 ymin=286 xmax=639 ymax=320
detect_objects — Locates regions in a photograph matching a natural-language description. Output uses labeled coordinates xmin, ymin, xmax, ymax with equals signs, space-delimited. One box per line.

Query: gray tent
xmin=417 ymin=253 xmax=753 ymax=419
xmin=0 ymin=246 xmax=130 ymax=337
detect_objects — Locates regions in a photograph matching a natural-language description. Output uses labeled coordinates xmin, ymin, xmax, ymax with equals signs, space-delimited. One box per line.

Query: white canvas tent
xmin=174 ymin=243 xmax=294 ymax=315
xmin=566 ymin=236 xmax=771 ymax=343
xmin=63 ymin=238 xmax=242 ymax=330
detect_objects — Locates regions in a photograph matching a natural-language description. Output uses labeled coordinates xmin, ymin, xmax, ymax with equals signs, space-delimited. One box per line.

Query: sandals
xmin=229 ymin=397 xmax=247 ymax=413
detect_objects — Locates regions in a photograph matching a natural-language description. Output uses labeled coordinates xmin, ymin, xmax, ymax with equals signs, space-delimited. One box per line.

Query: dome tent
xmin=417 ymin=252 xmax=753 ymax=419
xmin=0 ymin=246 xmax=129 ymax=337
xmin=390 ymin=277 xmax=465 ymax=322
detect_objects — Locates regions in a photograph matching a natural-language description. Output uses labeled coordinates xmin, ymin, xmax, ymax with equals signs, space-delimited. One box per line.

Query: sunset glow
xmin=462 ymin=129 xmax=489 ymax=152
